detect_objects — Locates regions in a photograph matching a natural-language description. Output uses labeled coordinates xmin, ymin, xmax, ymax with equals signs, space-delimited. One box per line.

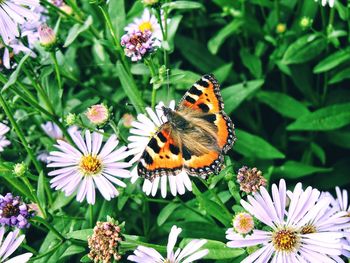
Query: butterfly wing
xmin=177 ymin=74 xmax=236 ymax=177
xmin=137 ymin=123 xmax=184 ymax=181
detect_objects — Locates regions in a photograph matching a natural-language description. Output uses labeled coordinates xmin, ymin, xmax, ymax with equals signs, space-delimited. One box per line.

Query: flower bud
xmin=39 ymin=24 xmax=57 ymax=49
xmin=65 ymin=113 xmax=77 ymax=126
xmin=121 ymin=113 xmax=134 ymax=128
xmin=237 ymin=166 xmax=266 ymax=194
xmin=60 ymin=4 xmax=73 ymax=15
xmin=141 ymin=0 xmax=159 ymax=6
xmin=232 ymin=212 xmax=254 ymax=234
xmin=276 ymin=23 xmax=286 ymax=34
xmin=86 ymin=104 xmax=109 ymax=126
xmin=13 ymin=162 xmax=26 ymax=177
xmin=299 ymin=16 xmax=312 ymax=30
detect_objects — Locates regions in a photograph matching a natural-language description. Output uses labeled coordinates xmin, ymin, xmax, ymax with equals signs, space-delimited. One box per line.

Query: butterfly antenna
xmin=166 ymin=68 xmax=170 ymax=103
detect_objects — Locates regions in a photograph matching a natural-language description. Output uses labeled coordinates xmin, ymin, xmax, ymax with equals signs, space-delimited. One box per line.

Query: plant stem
xmin=0 ymin=93 xmax=42 ymax=175
xmin=145 ymin=58 xmax=158 ymax=109
xmin=109 ymin=119 xmax=128 ymax=144
xmin=89 ymin=204 xmax=93 ymax=228
xmin=31 ymin=216 xmax=66 ymax=241
xmin=50 ymin=52 xmax=62 ymax=91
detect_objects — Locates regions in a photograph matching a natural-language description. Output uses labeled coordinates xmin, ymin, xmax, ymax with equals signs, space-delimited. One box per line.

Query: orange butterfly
xmin=138 ymin=74 xmax=236 ymax=181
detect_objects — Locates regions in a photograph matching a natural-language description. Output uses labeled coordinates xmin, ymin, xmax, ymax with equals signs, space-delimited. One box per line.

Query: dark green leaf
xmin=287 ymin=103 xmax=350 ymax=131
xmin=203 ymin=240 xmax=245 ymax=259
xmin=274 ymin=161 xmax=332 ymax=179
xmin=256 ymin=91 xmax=309 ymax=119
xmin=157 ymin=202 xmax=180 ymax=226
xmin=282 ymin=34 xmax=327 ymax=64
xmin=66 ymin=229 xmax=93 ymax=241
xmin=64 ymin=16 xmax=93 ymax=47
xmin=2 ymin=54 xmax=30 ymax=91
xmin=213 ymin=63 xmax=233 ymax=83
xmin=240 ymin=49 xmax=262 ymax=78
xmin=208 ymin=20 xmax=242 ymax=55
xmin=313 ymin=48 xmax=350 ymax=73
xmin=222 ymin=80 xmax=264 ymax=114
xmin=234 ymin=129 xmax=285 ymax=159
xmin=329 ymin=67 xmax=350 ymax=84
xmin=60 ymin=245 xmax=85 ymax=260
xmin=37 ymin=171 xmax=46 ymax=210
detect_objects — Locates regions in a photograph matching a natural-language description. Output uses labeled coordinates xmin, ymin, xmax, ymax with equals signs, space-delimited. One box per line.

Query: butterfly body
xmin=138 ymin=74 xmax=236 ymax=181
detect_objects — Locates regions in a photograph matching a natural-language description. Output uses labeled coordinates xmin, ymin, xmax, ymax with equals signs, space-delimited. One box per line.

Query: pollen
xmin=300 ymin=224 xmax=317 ymax=234
xmin=80 ymin=154 xmax=102 ymax=176
xmin=139 ymin=21 xmax=153 ymax=32
xmin=272 ymin=228 xmax=299 ymax=252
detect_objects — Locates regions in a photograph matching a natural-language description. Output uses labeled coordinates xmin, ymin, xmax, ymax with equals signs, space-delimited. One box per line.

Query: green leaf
xmin=80 ymin=254 xmax=91 ymax=263
xmin=51 ymin=192 xmax=75 ymax=211
xmin=222 ymin=80 xmax=264 ymax=114
xmin=310 ymin=142 xmax=326 ymax=164
xmin=176 ymin=35 xmax=225 ymax=72
xmin=116 ymin=61 xmax=144 ymax=113
xmin=37 ymin=171 xmax=46 ymax=210
xmin=213 ymin=63 xmax=233 ymax=83
xmin=256 ymin=91 xmax=310 ymax=119
xmin=208 ymin=20 xmax=242 ymax=55
xmin=329 ymin=67 xmax=350 ymax=84
xmin=64 ymin=16 xmax=93 ymax=47
xmin=157 ymin=202 xmax=180 ymax=226
xmin=239 ymin=49 xmax=262 ymax=78
xmin=108 ymin=0 xmax=125 ymax=39
xmin=313 ymin=48 xmax=350 ymax=73
xmin=2 ymin=54 xmax=30 ymax=91
xmin=60 ymin=245 xmax=85 ymax=260
xmin=192 ymin=183 xmax=231 ymax=226
xmin=274 ymin=161 xmax=332 ymax=179
xmin=234 ymin=129 xmax=285 ymax=159
xmin=66 ymin=229 xmax=93 ymax=241
xmin=325 ymin=130 xmax=350 ymax=149
xmin=162 ymin=1 xmax=204 ymax=12
xmin=282 ymin=34 xmax=327 ymax=64
xmin=287 ymin=103 xmax=350 ymax=131
xmin=202 ymin=240 xmax=245 ymax=259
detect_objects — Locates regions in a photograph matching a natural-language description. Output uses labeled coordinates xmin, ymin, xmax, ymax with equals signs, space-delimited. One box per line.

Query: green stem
xmin=155 ymin=7 xmax=169 ymax=69
xmin=328 ymin=6 xmax=335 ymax=26
xmin=31 ymin=216 xmax=66 ymax=241
xmin=109 ymin=119 xmax=128 ymax=144
xmin=145 ymin=58 xmax=158 ymax=109
xmin=98 ymin=5 xmax=129 ymax=73
xmin=89 ymin=204 xmax=93 ymax=228
xmin=0 ymin=93 xmax=42 ymax=174
xmin=50 ymin=52 xmax=62 ymax=91
xmin=199 ymin=178 xmax=232 ymax=219
xmin=29 ymin=241 xmax=63 ymax=260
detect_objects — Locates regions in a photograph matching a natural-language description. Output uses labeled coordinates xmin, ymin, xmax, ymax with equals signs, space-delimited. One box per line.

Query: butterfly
xmin=137 ymin=74 xmax=236 ymax=181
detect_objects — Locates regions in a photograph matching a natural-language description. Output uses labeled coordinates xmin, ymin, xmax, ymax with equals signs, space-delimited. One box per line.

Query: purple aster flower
xmin=121 ymin=29 xmax=156 ymax=61
xmin=0 ymin=193 xmax=34 ymax=229
xmin=47 ymin=130 xmax=132 ymax=205
xmin=0 ymin=0 xmax=40 ymax=45
xmin=0 ymin=40 xmax=35 ymax=70
xmin=0 ymin=227 xmax=32 ymax=262
xmin=0 ymin=122 xmax=10 ymax=152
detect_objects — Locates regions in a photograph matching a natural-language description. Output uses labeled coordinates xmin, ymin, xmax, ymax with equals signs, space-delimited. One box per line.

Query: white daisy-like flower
xmin=314 ymin=0 xmax=335 ymax=7
xmin=0 ymin=0 xmax=40 ymax=44
xmin=124 ymin=8 xmax=163 ymax=42
xmin=0 ymin=227 xmax=32 ymax=263
xmin=127 ymin=101 xmax=193 ymax=198
xmin=0 ymin=122 xmax=10 ymax=152
xmin=47 ymin=130 xmax=132 ymax=205
xmin=334 ymin=187 xmax=350 ymax=213
xmin=226 ymin=179 xmax=350 ymax=263
xmin=128 ymin=225 xmax=209 ymax=263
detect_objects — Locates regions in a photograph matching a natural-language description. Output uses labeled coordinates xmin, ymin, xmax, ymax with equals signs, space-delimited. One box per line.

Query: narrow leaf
xmin=64 ymin=16 xmax=93 ymax=47
xmin=222 ymin=80 xmax=264 ymax=114
xmin=287 ymin=103 xmax=350 ymax=131
xmin=274 ymin=161 xmax=332 ymax=179
xmin=313 ymin=48 xmax=350 ymax=73
xmin=234 ymin=129 xmax=285 ymax=159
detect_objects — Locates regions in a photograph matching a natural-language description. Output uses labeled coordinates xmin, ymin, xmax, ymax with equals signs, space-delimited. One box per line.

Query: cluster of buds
xmin=121 ymin=30 xmax=156 ymax=61
xmin=88 ymin=219 xmax=123 ymax=262
xmin=0 ymin=193 xmax=34 ymax=229
xmin=236 ymin=166 xmax=267 ymax=194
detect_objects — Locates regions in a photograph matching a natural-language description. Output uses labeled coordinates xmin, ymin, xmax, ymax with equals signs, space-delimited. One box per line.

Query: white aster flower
xmin=124 ymin=8 xmax=163 ymax=42
xmin=0 ymin=227 xmax=32 ymax=263
xmin=0 ymin=122 xmax=10 ymax=152
xmin=128 ymin=225 xmax=208 ymax=263
xmin=47 ymin=130 xmax=132 ymax=204
xmin=0 ymin=0 xmax=40 ymax=44
xmin=127 ymin=101 xmax=193 ymax=198
xmin=314 ymin=0 xmax=335 ymax=7
xmin=226 ymin=179 xmax=350 ymax=263
xmin=334 ymin=187 xmax=350 ymax=213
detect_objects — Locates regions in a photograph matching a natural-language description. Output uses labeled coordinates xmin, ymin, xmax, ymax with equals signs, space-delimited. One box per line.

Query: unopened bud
xmin=86 ymin=104 xmax=109 ymax=126
xmin=39 ymin=24 xmax=57 ymax=49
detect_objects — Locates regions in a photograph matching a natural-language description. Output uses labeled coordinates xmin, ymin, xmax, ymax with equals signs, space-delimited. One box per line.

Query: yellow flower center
xmin=272 ymin=228 xmax=299 ymax=252
xmin=79 ymin=155 xmax=102 ymax=176
xmin=300 ymin=224 xmax=316 ymax=234
xmin=139 ymin=21 xmax=153 ymax=32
